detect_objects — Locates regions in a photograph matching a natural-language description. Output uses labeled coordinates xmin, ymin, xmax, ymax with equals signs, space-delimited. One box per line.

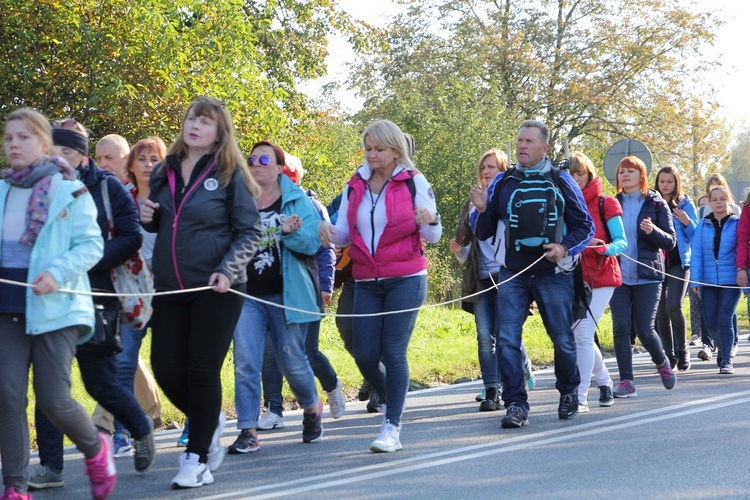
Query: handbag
xmin=78 ymin=296 xmax=123 ymax=356
xmin=101 ymin=178 xmax=155 ymax=329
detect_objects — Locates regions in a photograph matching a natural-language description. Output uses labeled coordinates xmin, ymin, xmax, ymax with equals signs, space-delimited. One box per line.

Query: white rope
xmin=618 ymin=253 xmax=749 ymax=291
xmin=0 ymin=255 xmax=549 ymax=319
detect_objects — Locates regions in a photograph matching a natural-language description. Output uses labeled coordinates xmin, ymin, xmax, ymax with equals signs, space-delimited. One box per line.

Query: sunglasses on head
xmin=52 ymin=119 xmax=79 ymax=129
xmin=248 ymin=155 xmax=272 ymax=167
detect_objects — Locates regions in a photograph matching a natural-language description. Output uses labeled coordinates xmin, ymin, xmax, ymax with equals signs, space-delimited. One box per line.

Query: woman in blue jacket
xmin=229 ymin=141 xmax=323 ymax=456
xmin=0 ymin=108 xmax=114 ymax=499
xmin=690 ymin=185 xmax=742 ymax=374
xmin=654 ymin=166 xmax=698 ymax=371
xmin=610 ymin=156 xmax=677 ymax=398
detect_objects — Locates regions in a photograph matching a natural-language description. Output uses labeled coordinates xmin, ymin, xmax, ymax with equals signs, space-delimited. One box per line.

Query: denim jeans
xmin=610 ymin=282 xmax=667 ymax=382
xmin=263 ymin=317 xmax=338 ymax=417
xmin=700 ymin=286 xmax=742 ymax=365
xmin=233 ymin=295 xmax=317 ymax=430
xmin=353 ymin=275 xmax=427 ymax=427
xmin=475 ymin=276 xmax=500 ymax=388
xmin=112 ymin=323 xmax=149 ymax=435
xmin=495 ymin=268 xmax=580 ymax=410
xmin=37 ymin=351 xmax=150 ymax=471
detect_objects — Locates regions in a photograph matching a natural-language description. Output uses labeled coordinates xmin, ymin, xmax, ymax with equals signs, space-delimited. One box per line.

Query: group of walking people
xmin=1 ymin=102 xmax=746 ymax=499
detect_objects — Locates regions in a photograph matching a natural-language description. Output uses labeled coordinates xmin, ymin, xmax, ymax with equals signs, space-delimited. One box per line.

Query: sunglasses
xmin=248 ymin=155 xmax=272 ymax=167
xmin=52 ymin=119 xmax=79 ymax=129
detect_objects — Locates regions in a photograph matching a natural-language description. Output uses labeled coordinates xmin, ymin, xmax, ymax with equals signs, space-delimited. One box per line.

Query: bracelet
xmin=738 ymin=268 xmax=746 ymax=273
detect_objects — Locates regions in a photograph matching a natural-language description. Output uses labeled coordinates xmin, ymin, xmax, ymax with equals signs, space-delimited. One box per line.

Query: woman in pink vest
xmin=320 ymin=120 xmax=441 ymax=453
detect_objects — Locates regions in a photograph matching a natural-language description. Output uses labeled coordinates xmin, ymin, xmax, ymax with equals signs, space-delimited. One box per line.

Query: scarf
xmin=2 ymin=155 xmax=78 ymax=247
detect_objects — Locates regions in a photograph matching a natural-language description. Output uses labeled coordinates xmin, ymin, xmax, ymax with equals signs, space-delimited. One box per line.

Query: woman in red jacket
xmin=568 ymin=152 xmax=627 ymax=411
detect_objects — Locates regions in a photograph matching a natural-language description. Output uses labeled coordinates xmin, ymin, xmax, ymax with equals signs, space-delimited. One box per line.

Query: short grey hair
xmin=518 ymin=120 xmax=550 ymax=145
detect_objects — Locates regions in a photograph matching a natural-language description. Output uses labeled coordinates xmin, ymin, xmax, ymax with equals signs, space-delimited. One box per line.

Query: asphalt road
xmin=29 ymin=340 xmax=750 ymax=499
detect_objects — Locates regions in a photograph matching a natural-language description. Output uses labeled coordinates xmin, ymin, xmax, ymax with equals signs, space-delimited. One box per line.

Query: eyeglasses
xmin=248 ymin=155 xmax=272 ymax=167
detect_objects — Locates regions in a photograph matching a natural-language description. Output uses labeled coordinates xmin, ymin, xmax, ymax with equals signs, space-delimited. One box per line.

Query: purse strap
xmin=100 ymin=177 xmax=115 ymax=241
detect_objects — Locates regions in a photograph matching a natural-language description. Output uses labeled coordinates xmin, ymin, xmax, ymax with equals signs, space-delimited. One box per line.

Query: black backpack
xmin=497 ymin=166 xmax=565 ymax=253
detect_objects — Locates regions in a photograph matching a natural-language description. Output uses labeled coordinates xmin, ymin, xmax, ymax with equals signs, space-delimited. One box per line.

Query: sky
xmin=302 ymin=0 xmax=750 ymax=131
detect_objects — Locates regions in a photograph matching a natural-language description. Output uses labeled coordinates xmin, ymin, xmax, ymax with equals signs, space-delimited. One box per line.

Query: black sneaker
xmin=677 ymin=350 xmax=691 ymax=372
xmin=366 ymin=391 xmax=384 ymax=413
xmin=133 ymin=419 xmax=155 ymax=473
xmin=227 ymin=429 xmax=260 ymax=454
xmin=479 ymin=387 xmax=500 ymax=412
xmin=500 ymin=402 xmax=529 ymax=428
xmin=358 ymin=380 xmax=372 ymax=402
xmin=558 ymin=393 xmax=578 ymax=419
xmin=302 ymin=401 xmax=324 ymax=443
xmin=598 ymin=384 xmax=614 ymax=407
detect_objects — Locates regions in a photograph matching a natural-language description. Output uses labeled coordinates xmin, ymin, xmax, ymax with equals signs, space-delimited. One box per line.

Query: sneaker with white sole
xmin=171 ymin=452 xmax=214 ymax=489
xmin=28 ymin=465 xmax=64 ymax=490
xmin=176 ymin=419 xmax=189 ymax=447
xmin=112 ymin=432 xmax=132 ymax=458
xmin=257 ymin=411 xmax=285 ymax=430
xmin=302 ymin=400 xmax=324 ymax=443
xmin=598 ymin=383 xmax=614 ymax=407
xmin=207 ymin=412 xmax=226 ymax=472
xmin=697 ymin=345 xmax=713 ymax=361
xmin=578 ymin=403 xmax=590 ymax=413
xmin=370 ymin=420 xmax=402 ymax=453
xmin=613 ymin=380 xmax=637 ymax=398
xmin=133 ymin=419 xmax=155 ymax=473
xmin=227 ymin=429 xmax=260 ymax=454
xmin=84 ymin=432 xmax=117 ymax=500
xmin=326 ymin=377 xmax=346 ymax=419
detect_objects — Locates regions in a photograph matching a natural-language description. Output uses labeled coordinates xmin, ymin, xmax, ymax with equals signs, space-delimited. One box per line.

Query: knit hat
xmin=52 ymin=127 xmax=89 ymax=156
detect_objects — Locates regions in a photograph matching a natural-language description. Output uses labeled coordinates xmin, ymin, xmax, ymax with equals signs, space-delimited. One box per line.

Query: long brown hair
xmin=165 ymin=96 xmax=259 ymax=196
xmin=655 ymin=166 xmax=684 ymax=210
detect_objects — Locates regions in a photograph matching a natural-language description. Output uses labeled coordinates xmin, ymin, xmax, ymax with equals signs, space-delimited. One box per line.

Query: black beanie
xmin=52 ymin=128 xmax=89 ymax=156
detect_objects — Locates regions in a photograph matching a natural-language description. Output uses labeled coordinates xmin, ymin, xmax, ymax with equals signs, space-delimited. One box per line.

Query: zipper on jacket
xmin=168 ymin=161 xmax=216 ymax=289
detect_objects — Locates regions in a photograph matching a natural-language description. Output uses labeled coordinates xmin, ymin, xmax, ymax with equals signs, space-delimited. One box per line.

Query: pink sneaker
xmin=1 ymin=487 xmax=32 ymax=499
xmin=85 ymin=432 xmax=117 ymax=500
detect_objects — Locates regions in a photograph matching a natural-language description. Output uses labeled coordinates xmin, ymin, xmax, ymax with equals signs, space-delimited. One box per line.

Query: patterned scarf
xmin=2 ymin=155 xmax=77 ymax=247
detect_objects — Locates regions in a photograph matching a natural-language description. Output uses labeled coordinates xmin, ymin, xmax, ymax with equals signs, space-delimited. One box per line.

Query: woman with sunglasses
xmin=229 ymin=142 xmax=324 ymax=454
xmin=140 ymin=97 xmax=262 ymax=489
xmin=319 ymin=119 xmax=442 ymax=452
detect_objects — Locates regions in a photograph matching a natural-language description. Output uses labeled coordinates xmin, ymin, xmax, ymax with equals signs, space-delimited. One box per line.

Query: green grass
xmin=26 ymin=294 xmax=749 ymax=447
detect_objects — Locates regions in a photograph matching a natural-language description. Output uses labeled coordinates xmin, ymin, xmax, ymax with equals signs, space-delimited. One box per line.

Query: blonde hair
xmin=476 ymin=149 xmax=508 ymax=185
xmin=708 ymin=184 xmax=735 ymax=213
xmin=705 ymin=172 xmax=728 ymax=194
xmin=5 ymin=108 xmax=52 ymax=150
xmin=362 ymin=120 xmax=414 ymax=169
xmin=568 ymin=152 xmax=596 ymax=187
xmin=165 ymin=96 xmax=259 ymax=195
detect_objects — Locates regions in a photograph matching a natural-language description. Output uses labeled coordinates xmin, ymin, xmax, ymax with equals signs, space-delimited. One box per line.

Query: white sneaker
xmin=207 ymin=412 xmax=226 ymax=472
xmin=578 ymin=403 xmax=590 ymax=413
xmin=257 ymin=411 xmax=285 ymax=430
xmin=370 ymin=420 xmax=402 ymax=453
xmin=171 ymin=452 xmax=214 ymax=489
xmin=326 ymin=377 xmax=347 ymax=419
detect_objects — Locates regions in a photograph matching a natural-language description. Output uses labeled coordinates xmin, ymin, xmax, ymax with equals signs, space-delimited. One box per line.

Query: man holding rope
xmin=470 ymin=120 xmax=594 ymax=428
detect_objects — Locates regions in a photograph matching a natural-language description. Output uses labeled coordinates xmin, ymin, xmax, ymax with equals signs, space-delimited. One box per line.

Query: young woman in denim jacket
xmin=610 ymin=156 xmax=677 ymax=398
xmin=0 ymin=108 xmax=115 ymax=499
xmin=654 ymin=166 xmax=698 ymax=371
xmin=690 ymin=185 xmax=743 ymax=374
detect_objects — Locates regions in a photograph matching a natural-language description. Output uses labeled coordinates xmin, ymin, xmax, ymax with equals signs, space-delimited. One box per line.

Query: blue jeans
xmin=495 ymin=268 xmax=579 ymax=410
xmin=700 ymin=286 xmax=742 ymax=364
xmin=263 ymin=317 xmax=338 ymax=416
xmin=353 ymin=275 xmax=427 ymax=427
xmin=37 ymin=351 xmax=151 ymax=471
xmin=112 ymin=323 xmax=149 ymax=435
xmin=475 ymin=276 xmax=500 ymax=388
xmin=233 ymin=295 xmax=317 ymax=430
xmin=610 ymin=282 xmax=667 ymax=381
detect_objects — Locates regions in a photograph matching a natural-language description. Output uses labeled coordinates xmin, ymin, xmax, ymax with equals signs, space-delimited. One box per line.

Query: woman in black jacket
xmin=140 ymin=96 xmax=261 ymax=489
xmin=31 ymin=119 xmax=156 ymax=492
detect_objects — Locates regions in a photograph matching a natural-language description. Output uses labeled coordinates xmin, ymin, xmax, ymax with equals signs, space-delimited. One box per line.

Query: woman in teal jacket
xmin=0 ymin=108 xmax=116 ymax=499
xmin=229 ymin=141 xmax=323 ymax=456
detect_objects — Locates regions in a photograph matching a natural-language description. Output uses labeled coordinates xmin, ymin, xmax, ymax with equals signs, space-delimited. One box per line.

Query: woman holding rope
xmin=610 ymin=156 xmax=677 ymax=398
xmin=320 ymin=119 xmax=442 ymax=452
xmin=0 ymin=108 xmax=114 ymax=500
xmin=450 ymin=149 xmax=534 ymax=412
xmin=690 ymin=184 xmax=742 ymax=374
xmin=654 ymin=166 xmax=697 ymax=371
xmin=140 ymin=96 xmax=262 ymax=489
xmin=568 ymin=152 xmax=626 ymax=411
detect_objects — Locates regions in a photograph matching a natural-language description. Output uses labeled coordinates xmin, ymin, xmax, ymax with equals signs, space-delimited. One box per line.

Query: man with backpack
xmin=470 ymin=120 xmax=594 ymax=428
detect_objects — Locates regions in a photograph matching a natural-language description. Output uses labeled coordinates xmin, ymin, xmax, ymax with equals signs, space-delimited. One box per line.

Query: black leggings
xmin=150 ymin=286 xmax=244 ymax=461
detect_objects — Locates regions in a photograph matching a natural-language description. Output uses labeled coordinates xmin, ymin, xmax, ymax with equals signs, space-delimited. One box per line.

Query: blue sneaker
xmin=524 ymin=364 xmax=535 ymax=391
xmin=112 ymin=432 xmax=132 ymax=458
xmin=176 ymin=419 xmax=189 ymax=447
